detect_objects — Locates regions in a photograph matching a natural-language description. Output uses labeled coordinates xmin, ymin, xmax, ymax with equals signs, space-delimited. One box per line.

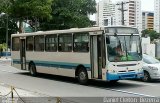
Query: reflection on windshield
xmin=107 ymin=35 xmax=142 ymax=62
xmin=143 ymin=54 xmax=160 ymax=64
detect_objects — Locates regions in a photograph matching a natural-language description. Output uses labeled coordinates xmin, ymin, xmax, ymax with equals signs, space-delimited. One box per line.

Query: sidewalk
xmin=0 ymin=83 xmax=58 ymax=103
xmin=0 ymin=57 xmax=59 ymax=103
xmin=0 ymin=57 xmax=12 ymax=66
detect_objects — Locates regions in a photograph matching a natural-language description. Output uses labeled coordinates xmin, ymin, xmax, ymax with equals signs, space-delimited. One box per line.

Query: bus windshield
xmin=107 ymin=35 xmax=142 ymax=62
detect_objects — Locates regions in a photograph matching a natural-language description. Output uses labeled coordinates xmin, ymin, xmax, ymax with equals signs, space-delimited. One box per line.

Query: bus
xmin=11 ymin=26 xmax=144 ymax=84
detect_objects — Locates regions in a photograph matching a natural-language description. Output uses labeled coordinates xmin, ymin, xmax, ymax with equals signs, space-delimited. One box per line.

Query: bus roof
xmin=11 ymin=27 xmax=104 ymax=37
xmin=103 ymin=25 xmax=137 ymax=29
xmin=11 ymin=26 xmax=139 ymax=37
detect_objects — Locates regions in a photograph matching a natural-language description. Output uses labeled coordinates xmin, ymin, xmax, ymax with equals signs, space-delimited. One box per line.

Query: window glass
xmin=107 ymin=36 xmax=142 ymax=62
xmin=26 ymin=36 xmax=33 ymax=51
xmin=143 ymin=54 xmax=160 ymax=64
xmin=105 ymin=27 xmax=139 ymax=34
xmin=45 ymin=35 xmax=57 ymax=51
xmin=58 ymin=34 xmax=72 ymax=52
xmin=73 ymin=33 xmax=89 ymax=52
xmin=34 ymin=35 xmax=44 ymax=51
xmin=12 ymin=37 xmax=20 ymax=51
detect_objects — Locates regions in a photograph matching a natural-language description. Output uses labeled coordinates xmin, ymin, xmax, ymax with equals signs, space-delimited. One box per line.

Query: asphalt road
xmin=0 ymin=64 xmax=160 ymax=102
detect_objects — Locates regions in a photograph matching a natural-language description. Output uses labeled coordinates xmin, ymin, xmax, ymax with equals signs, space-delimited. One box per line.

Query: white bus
xmin=11 ymin=26 xmax=144 ymax=84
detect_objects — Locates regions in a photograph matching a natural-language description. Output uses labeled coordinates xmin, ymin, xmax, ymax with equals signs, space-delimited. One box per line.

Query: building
xmin=154 ymin=0 xmax=160 ymax=33
xmin=142 ymin=11 xmax=154 ymax=30
xmin=115 ymin=0 xmax=142 ymax=32
xmin=96 ymin=0 xmax=116 ymax=26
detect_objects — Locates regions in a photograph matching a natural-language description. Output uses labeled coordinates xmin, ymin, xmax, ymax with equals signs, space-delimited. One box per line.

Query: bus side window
xmin=34 ymin=35 xmax=44 ymax=51
xmin=12 ymin=37 xmax=20 ymax=51
xmin=26 ymin=36 xmax=34 ymax=51
xmin=45 ymin=35 xmax=57 ymax=52
xmin=58 ymin=34 xmax=72 ymax=52
xmin=73 ymin=33 xmax=89 ymax=52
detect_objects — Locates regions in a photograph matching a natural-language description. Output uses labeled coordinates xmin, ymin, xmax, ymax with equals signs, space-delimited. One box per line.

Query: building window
xmin=73 ymin=33 xmax=89 ymax=52
xmin=58 ymin=34 xmax=72 ymax=52
xmin=26 ymin=36 xmax=34 ymax=51
xmin=12 ymin=37 xmax=20 ymax=51
xmin=45 ymin=35 xmax=57 ymax=52
xmin=34 ymin=35 xmax=44 ymax=51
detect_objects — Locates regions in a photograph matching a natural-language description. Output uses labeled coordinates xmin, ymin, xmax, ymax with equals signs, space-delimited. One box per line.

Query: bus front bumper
xmin=106 ymin=72 xmax=144 ymax=81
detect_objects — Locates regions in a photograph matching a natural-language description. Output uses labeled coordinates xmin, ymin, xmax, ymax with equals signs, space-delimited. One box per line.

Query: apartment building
xmin=96 ymin=0 xmax=116 ymax=26
xmin=142 ymin=11 xmax=154 ymax=30
xmin=115 ymin=0 xmax=142 ymax=32
xmin=154 ymin=0 xmax=160 ymax=33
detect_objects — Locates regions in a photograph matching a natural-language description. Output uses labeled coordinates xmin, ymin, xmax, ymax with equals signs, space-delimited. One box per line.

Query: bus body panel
xmin=12 ymin=51 xmax=92 ymax=78
xmin=12 ymin=51 xmax=21 ymax=69
xmin=106 ymin=61 xmax=143 ymax=80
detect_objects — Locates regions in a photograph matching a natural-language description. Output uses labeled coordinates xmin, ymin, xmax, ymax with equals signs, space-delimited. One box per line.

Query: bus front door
xmin=20 ymin=38 xmax=26 ymax=70
xmin=91 ymin=35 xmax=102 ymax=79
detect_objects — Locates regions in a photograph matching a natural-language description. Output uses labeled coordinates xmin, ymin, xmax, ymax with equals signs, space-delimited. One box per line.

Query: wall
xmin=141 ymin=37 xmax=155 ymax=57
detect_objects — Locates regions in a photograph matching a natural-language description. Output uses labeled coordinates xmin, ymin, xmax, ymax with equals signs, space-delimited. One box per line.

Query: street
xmin=0 ymin=64 xmax=160 ymax=98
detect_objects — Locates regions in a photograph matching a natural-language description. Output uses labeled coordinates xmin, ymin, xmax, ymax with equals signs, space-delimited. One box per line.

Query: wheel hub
xmin=79 ymin=72 xmax=86 ymax=80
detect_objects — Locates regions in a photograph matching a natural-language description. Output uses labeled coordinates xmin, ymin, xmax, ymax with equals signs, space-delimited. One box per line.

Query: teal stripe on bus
xmin=13 ymin=59 xmax=91 ymax=70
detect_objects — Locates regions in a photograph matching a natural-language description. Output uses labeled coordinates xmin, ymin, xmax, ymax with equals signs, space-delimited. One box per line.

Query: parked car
xmin=142 ymin=54 xmax=160 ymax=82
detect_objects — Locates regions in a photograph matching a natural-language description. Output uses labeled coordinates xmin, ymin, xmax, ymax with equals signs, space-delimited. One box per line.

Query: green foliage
xmin=0 ymin=0 xmax=96 ymax=33
xmin=141 ymin=29 xmax=160 ymax=41
xmin=0 ymin=0 xmax=11 ymax=13
xmin=0 ymin=16 xmax=18 ymax=44
xmin=0 ymin=43 xmax=6 ymax=51
xmin=9 ymin=0 xmax=52 ymax=19
xmin=40 ymin=0 xmax=96 ymax=30
xmin=0 ymin=43 xmax=6 ymax=57
xmin=0 ymin=0 xmax=53 ymax=33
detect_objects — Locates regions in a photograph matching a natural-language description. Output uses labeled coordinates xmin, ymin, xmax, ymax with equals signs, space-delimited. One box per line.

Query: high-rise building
xmin=96 ymin=0 xmax=142 ymax=32
xmin=96 ymin=0 xmax=116 ymax=26
xmin=142 ymin=11 xmax=154 ymax=30
xmin=154 ymin=0 xmax=160 ymax=33
xmin=115 ymin=0 xmax=142 ymax=32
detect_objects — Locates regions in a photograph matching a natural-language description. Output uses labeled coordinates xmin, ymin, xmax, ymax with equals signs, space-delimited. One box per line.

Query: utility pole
xmin=116 ymin=2 xmax=129 ymax=25
xmin=6 ymin=14 xmax=8 ymax=59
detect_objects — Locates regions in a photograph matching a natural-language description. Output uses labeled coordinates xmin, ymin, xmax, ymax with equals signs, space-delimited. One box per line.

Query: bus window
xmin=45 ymin=35 xmax=57 ymax=52
xmin=58 ymin=34 xmax=72 ymax=52
xmin=73 ymin=33 xmax=89 ymax=52
xmin=26 ymin=36 xmax=34 ymax=51
xmin=107 ymin=36 xmax=141 ymax=62
xmin=12 ymin=37 xmax=20 ymax=51
xmin=34 ymin=35 xmax=44 ymax=51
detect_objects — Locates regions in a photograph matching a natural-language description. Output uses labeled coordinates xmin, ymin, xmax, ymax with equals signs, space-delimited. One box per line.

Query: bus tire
xmin=78 ymin=67 xmax=88 ymax=85
xmin=29 ymin=63 xmax=37 ymax=76
xmin=143 ymin=71 xmax=151 ymax=82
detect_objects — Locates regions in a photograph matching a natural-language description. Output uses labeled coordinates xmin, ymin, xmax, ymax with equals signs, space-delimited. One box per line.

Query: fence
xmin=0 ymin=52 xmax=11 ymax=57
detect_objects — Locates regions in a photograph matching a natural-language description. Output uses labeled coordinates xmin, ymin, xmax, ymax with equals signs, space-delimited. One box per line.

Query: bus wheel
xmin=29 ymin=63 xmax=37 ymax=76
xmin=78 ymin=68 xmax=88 ymax=85
xmin=143 ymin=71 xmax=151 ymax=82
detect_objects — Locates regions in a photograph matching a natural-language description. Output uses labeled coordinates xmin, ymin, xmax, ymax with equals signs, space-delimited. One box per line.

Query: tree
xmin=0 ymin=15 xmax=18 ymax=44
xmin=0 ymin=0 xmax=11 ymax=13
xmin=40 ymin=0 xmax=96 ymax=30
xmin=0 ymin=0 xmax=53 ymax=33
xmin=141 ymin=29 xmax=160 ymax=41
